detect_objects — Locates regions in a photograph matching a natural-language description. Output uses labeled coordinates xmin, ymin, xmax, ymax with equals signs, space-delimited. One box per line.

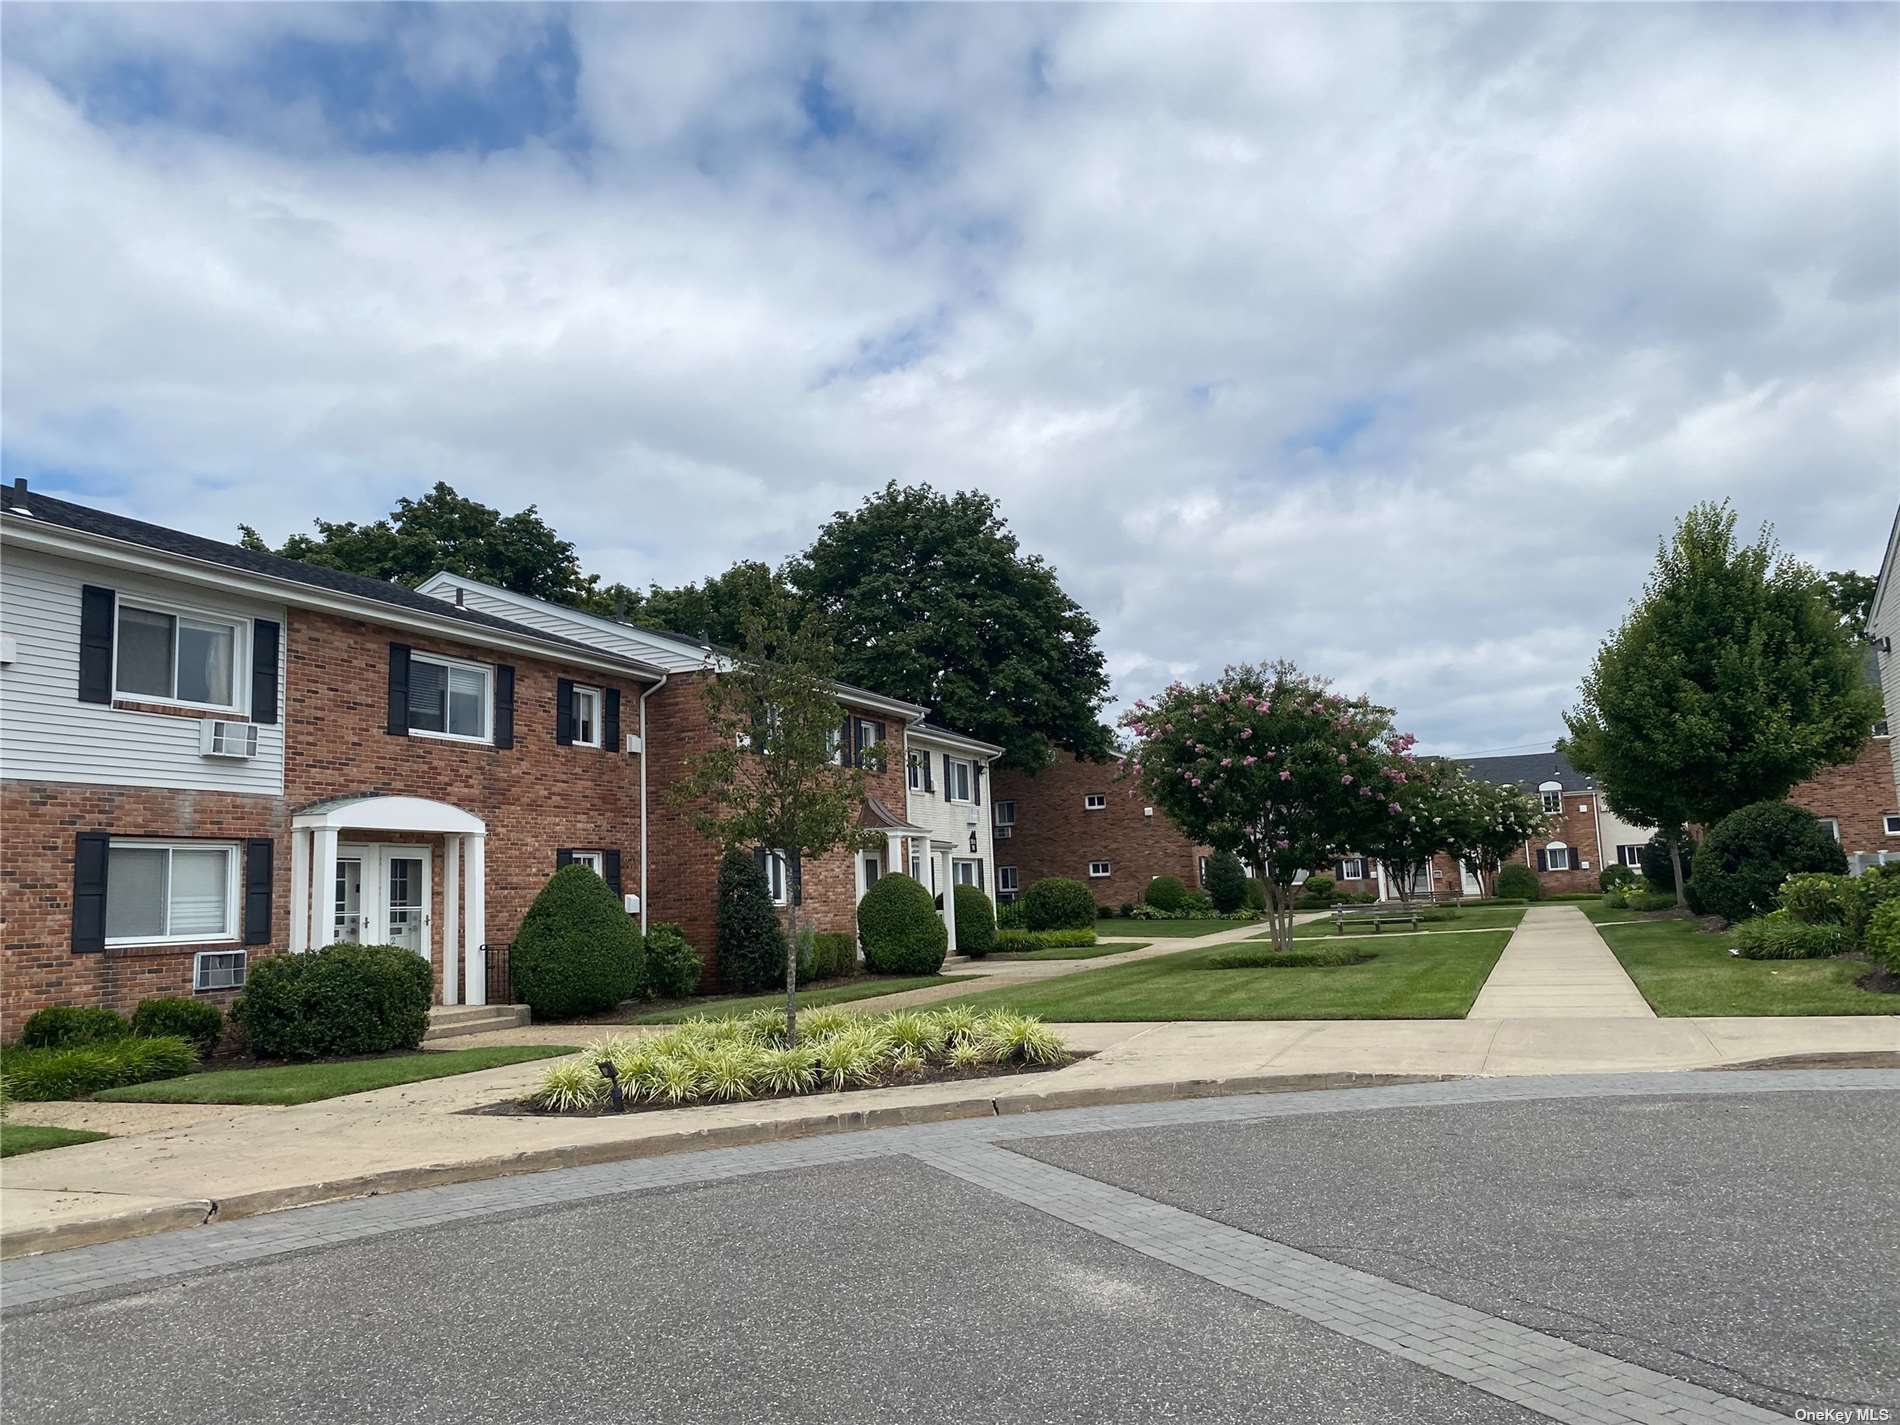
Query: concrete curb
xmin=0 ymin=1071 xmax=1454 ymax=1260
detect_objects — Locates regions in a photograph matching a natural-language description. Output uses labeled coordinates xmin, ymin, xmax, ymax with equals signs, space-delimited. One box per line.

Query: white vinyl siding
xmin=903 ymin=733 xmax=999 ymax=905
xmin=423 ymin=577 xmax=708 ymax=673
xmin=0 ymin=550 xmax=285 ymax=793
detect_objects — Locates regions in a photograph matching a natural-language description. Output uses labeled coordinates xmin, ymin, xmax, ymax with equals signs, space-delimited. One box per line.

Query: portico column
xmin=312 ymin=828 xmax=340 ymax=950
xmin=886 ymin=832 xmax=904 ymax=880
xmin=940 ymin=846 xmax=958 ymax=948
xmin=442 ymin=835 xmax=461 ymax=1007
xmin=463 ymin=833 xmax=486 ymax=1006
xmin=289 ymin=829 xmax=311 ymax=954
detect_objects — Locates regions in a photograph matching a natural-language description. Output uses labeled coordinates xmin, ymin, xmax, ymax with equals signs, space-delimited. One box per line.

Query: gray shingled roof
xmin=1458 ymin=750 xmax=1597 ymax=793
xmin=3 ymin=487 xmax=660 ymax=674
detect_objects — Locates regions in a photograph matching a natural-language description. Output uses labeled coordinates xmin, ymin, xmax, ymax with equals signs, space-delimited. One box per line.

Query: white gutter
xmin=637 ymin=669 xmax=670 ymax=934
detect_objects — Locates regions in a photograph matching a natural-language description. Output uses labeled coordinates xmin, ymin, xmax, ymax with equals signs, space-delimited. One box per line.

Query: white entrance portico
xmin=289 ymin=795 xmax=488 ymax=1005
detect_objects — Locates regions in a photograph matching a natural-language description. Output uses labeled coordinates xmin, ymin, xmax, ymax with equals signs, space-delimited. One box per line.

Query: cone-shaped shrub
xmin=717 ymin=848 xmax=787 ymax=993
xmin=1204 ymin=853 xmax=1248 ymax=914
xmin=953 ymin=885 xmax=997 ymax=956
xmin=513 ymin=865 xmax=644 ymax=1020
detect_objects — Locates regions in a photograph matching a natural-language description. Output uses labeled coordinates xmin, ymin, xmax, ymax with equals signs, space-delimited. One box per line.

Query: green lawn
xmin=1596 ymin=919 xmax=1898 ymax=1018
xmin=94 ymin=1045 xmax=577 ymax=1106
xmin=993 ymin=941 xmax=1145 ymax=961
xmin=1289 ymin=906 xmax=1525 ymax=938
xmin=0 ymin=1123 xmax=110 ymax=1157
xmin=1579 ymin=901 xmax=1680 ymax=925
xmin=936 ymin=931 xmax=1513 ymax=1021
xmin=627 ymin=975 xmax=976 ymax=1024
xmin=1097 ymin=918 xmax=1252 ymax=938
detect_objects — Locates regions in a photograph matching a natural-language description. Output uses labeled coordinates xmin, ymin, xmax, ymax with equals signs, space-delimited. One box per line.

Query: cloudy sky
xmin=4 ymin=4 xmax=1895 ymax=754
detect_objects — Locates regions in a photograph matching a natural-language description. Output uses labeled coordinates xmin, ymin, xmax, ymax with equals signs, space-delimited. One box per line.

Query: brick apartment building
xmin=990 ymin=751 xmax=1208 ymax=910
xmin=0 ymin=488 xmax=990 ymax=1034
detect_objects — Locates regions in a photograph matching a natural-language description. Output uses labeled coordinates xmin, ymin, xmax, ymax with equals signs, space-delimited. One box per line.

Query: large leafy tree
xmin=1562 ymin=502 xmax=1880 ymax=904
xmin=667 ymin=583 xmax=880 ymax=1044
xmin=240 ymin=482 xmax=590 ymax=602
xmin=790 ymin=482 xmax=1112 ymax=770
xmin=582 ymin=561 xmax=790 ymax=647
xmin=1820 ymin=569 xmax=1876 ymax=637
xmin=1123 ymin=662 xmax=1409 ymax=950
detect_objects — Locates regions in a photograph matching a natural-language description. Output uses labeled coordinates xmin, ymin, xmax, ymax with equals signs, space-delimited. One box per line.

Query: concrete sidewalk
xmin=5 ymin=1008 xmax=1895 ymax=1260
xmin=1469 ymin=904 xmax=1654 ymax=1019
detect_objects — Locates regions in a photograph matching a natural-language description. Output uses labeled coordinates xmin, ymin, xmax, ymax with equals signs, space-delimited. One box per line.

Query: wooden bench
xmin=1331 ymin=904 xmax=1421 ymax=935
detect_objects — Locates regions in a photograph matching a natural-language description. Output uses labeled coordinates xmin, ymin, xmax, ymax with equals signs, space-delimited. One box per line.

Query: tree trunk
xmin=1668 ymin=841 xmax=1686 ymax=910
xmin=785 ymin=894 xmax=800 ymax=1049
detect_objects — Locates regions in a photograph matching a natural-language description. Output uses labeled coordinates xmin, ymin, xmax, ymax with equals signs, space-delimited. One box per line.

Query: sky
xmin=4 ymin=3 xmax=1896 ymax=756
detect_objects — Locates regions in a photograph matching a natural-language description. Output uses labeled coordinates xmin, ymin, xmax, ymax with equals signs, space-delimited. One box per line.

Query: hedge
xmin=1685 ymin=802 xmax=1846 ymax=923
xmin=513 ymin=865 xmax=644 ymax=1020
xmin=638 ymin=923 xmax=704 ymax=1000
xmin=1144 ymin=875 xmax=1189 ymax=913
xmin=1 ymin=1036 xmax=198 ymax=1102
xmin=717 ymin=849 xmax=788 ymax=993
xmin=1866 ymin=899 xmax=1900 ymax=974
xmin=19 ymin=1006 xmax=130 ymax=1050
xmin=129 ymin=997 xmax=224 ymax=1056
xmin=1022 ymin=877 xmax=1095 ymax=932
xmin=233 ymin=942 xmax=434 ymax=1060
xmin=954 ymin=885 xmax=997 ymax=957
xmin=995 ymin=928 xmax=1099 ymax=953
xmin=1495 ymin=864 xmax=1542 ymax=901
xmin=858 ymin=873 xmax=948 ymax=975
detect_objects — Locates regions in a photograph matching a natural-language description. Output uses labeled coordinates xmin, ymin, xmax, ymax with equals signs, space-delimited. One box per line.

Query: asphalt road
xmin=1017 ymin=1087 xmax=1900 ymax=1416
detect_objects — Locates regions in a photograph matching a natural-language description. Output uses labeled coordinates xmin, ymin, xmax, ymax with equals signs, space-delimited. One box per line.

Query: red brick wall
xmin=1788 ymin=736 xmax=1897 ymax=855
xmin=992 ymin=753 xmax=1207 ymax=911
xmin=1499 ymin=791 xmax=1603 ymax=895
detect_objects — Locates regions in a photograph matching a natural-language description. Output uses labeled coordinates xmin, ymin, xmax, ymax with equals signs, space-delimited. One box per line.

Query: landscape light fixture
xmin=597 ymin=1060 xmax=625 ymax=1113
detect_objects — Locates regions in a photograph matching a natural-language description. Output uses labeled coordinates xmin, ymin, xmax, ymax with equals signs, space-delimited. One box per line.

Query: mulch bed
xmin=468 ymin=1053 xmax=1086 ymax=1118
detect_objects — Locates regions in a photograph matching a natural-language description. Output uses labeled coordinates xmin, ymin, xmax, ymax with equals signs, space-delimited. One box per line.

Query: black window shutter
xmin=556 ymin=849 xmax=574 ymax=869
xmin=78 ymin=585 xmax=115 ymax=704
xmin=924 ymin=753 xmax=934 ymax=792
xmin=1536 ymin=849 xmax=1549 ymax=872
xmin=838 ymin=715 xmax=851 ymax=764
xmin=555 ymin=678 xmax=574 ymax=745
xmin=943 ymin=753 xmax=952 ymax=796
xmin=250 ymin=619 xmax=280 ymax=725
xmin=1335 ymin=861 xmax=1348 ymax=880
xmin=976 ymin=860 xmax=985 ymax=890
xmin=72 ymin=832 xmax=110 ymax=953
xmin=494 ymin=665 xmax=515 ymax=748
xmin=754 ymin=847 xmax=769 ymax=878
xmin=386 ymin=644 xmax=411 ymax=736
xmin=603 ymin=689 xmax=621 ymax=752
xmin=604 ymin=850 xmax=623 ymax=898
xmin=973 ymin=763 xmax=982 ymax=806
xmin=243 ymin=839 xmax=274 ymax=946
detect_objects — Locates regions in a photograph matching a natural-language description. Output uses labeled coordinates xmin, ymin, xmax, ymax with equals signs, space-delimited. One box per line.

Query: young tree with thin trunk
xmin=1562 ymin=502 xmax=1880 ymax=906
xmin=669 ymin=588 xmax=879 ymax=1045
xmin=1360 ymin=758 xmax=1463 ymax=905
xmin=1122 ymin=662 xmax=1410 ymax=951
xmin=1439 ymin=775 xmax=1551 ymax=901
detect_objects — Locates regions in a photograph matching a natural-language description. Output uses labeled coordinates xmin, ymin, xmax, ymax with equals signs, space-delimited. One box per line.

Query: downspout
xmin=638 ymin=670 xmax=670 ymax=935
xmin=1589 ymin=789 xmax=1606 ymax=880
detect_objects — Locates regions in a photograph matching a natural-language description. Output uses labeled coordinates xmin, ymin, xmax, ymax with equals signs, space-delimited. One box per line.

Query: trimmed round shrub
xmin=1733 ymin=912 xmax=1849 ymax=961
xmin=1144 ymin=875 xmax=1189 ymax=913
xmin=0 ymin=1035 xmax=198 ymax=1102
xmin=1243 ymin=877 xmax=1269 ymax=912
xmin=1599 ymin=865 xmax=1637 ymax=895
xmin=1204 ymin=852 xmax=1248 ymax=914
xmin=514 ymin=865 xmax=644 ymax=1020
xmin=637 ymin=922 xmax=704 ymax=1000
xmin=232 ymin=944 xmax=433 ymax=1060
xmin=1640 ymin=834 xmax=1694 ymax=894
xmin=19 ymin=1005 xmax=130 ymax=1050
xmin=857 ymin=873 xmax=948 ymax=975
xmin=954 ymin=885 xmax=997 ymax=957
xmin=1865 ymin=898 xmax=1900 ymax=975
xmin=1023 ymin=876 xmax=1095 ymax=932
xmin=716 ymin=849 xmax=788 ymax=993
xmin=1495 ymin=864 xmax=1542 ymax=901
xmin=1685 ymin=801 xmax=1847 ymax=924
xmin=1302 ymin=874 xmax=1336 ymax=904
xmin=130 ymin=997 xmax=224 ymax=1056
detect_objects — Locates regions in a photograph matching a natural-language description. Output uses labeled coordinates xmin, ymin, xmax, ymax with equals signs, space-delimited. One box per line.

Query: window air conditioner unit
xmin=198 ymin=720 xmax=258 ymax=759
xmin=994 ymin=825 xmax=1011 ymax=839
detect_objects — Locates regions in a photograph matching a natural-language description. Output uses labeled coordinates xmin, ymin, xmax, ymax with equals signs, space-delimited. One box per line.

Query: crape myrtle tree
xmin=1123 ymin=662 xmax=1412 ymax=952
xmin=1563 ymin=503 xmax=1880 ymax=906
xmin=668 ymin=585 xmax=880 ymax=1045
xmin=1438 ymin=774 xmax=1551 ymax=900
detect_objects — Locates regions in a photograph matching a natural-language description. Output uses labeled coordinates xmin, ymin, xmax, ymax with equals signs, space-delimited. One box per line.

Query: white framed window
xmin=1818 ymin=818 xmax=1840 ymax=843
xmin=994 ymin=800 xmax=1015 ymax=827
xmin=1088 ymin=860 xmax=1111 ymax=878
xmin=1538 ymin=783 xmax=1563 ymax=814
xmin=571 ymin=685 xmax=602 ymax=748
xmin=997 ymin=866 xmax=1018 ymax=894
xmin=953 ymin=859 xmax=980 ymax=887
xmin=408 ymin=652 xmax=491 ymax=742
xmin=1339 ymin=857 xmax=1366 ymax=881
xmin=114 ymin=597 xmax=246 ymax=712
xmin=910 ymin=853 xmax=924 ymax=881
xmin=1545 ymin=843 xmax=1572 ymax=872
xmin=764 ymin=849 xmax=791 ymax=906
xmin=947 ymin=757 xmax=973 ymax=803
xmin=907 ymin=753 xmax=923 ymax=792
xmin=569 ymin=850 xmax=605 ymax=876
xmin=1884 ymin=815 xmax=1900 ymax=837
xmin=1083 ymin=793 xmax=1107 ymax=811
xmin=1617 ymin=844 xmax=1645 ymax=867
xmin=194 ymin=949 xmax=247 ymax=992
xmin=105 ymin=840 xmax=239 ymax=946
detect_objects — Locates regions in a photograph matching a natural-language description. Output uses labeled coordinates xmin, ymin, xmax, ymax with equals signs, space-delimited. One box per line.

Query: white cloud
xmin=3 ymin=4 xmax=1895 ymax=752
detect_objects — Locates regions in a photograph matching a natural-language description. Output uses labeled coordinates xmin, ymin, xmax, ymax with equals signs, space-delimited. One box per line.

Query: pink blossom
xmin=1239 ymin=727 xmax=1253 ymax=739
xmin=1360 ymin=786 xmax=1372 ymax=797
xmin=1243 ymin=755 xmax=1258 ymax=766
xmin=1341 ymin=774 xmax=1354 ymax=785
xmin=1276 ymin=838 xmax=1290 ymax=850
xmin=1190 ymin=777 xmax=1202 ymax=787
xmin=1279 ymin=770 xmax=1292 ymax=781
xmin=1220 ymin=757 xmax=1232 ymax=767
xmin=1389 ymin=802 xmax=1402 ymax=813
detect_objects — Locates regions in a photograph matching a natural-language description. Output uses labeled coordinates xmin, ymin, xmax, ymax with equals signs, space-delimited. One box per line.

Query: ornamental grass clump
xmin=526 ymin=1006 xmax=1071 ymax=1112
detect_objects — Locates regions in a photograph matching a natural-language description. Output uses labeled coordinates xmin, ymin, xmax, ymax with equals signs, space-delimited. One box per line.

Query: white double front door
xmin=334 ymin=844 xmax=432 ymax=957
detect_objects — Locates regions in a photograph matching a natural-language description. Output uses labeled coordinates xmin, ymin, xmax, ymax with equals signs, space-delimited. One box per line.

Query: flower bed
xmin=526 ymin=1006 xmax=1070 ymax=1113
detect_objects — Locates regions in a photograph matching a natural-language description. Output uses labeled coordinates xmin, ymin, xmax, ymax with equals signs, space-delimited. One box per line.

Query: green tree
xmin=1438 ymin=774 xmax=1550 ymax=900
xmin=667 ymin=583 xmax=880 ymax=1043
xmin=790 ymin=482 xmax=1112 ymax=770
xmin=1122 ymin=662 xmax=1409 ymax=951
xmin=582 ymin=561 xmax=791 ymax=647
xmin=1203 ymin=851 xmax=1249 ymax=914
xmin=1562 ymin=502 xmax=1880 ymax=905
xmin=1360 ymin=758 xmax=1462 ymax=905
xmin=240 ymin=482 xmax=590 ymax=601
xmin=1820 ymin=569 xmax=1876 ymax=637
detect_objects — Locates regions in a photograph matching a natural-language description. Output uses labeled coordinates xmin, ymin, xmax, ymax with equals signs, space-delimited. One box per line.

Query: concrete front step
xmin=424 ymin=1004 xmax=531 ymax=1042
